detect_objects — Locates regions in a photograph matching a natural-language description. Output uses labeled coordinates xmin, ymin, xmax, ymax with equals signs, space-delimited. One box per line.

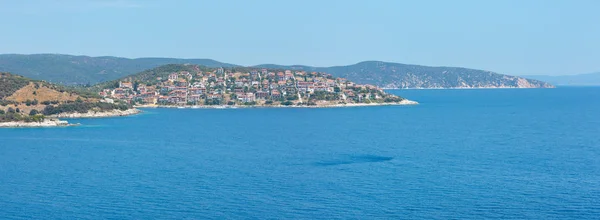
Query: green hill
xmin=0 ymin=72 xmax=129 ymax=122
xmin=255 ymin=61 xmax=554 ymax=88
xmin=0 ymin=54 xmax=553 ymax=88
xmin=0 ymin=54 xmax=238 ymax=85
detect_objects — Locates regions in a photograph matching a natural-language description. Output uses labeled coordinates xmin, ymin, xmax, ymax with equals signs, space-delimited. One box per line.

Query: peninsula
xmin=96 ymin=64 xmax=415 ymax=108
xmin=1 ymin=64 xmax=417 ymax=127
xmin=0 ymin=72 xmax=138 ymax=127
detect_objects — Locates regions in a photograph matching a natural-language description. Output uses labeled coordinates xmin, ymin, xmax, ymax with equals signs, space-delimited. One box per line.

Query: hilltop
xmin=0 ymin=54 xmax=553 ymax=88
xmin=0 ymin=72 xmax=133 ymax=124
xmin=96 ymin=64 xmax=412 ymax=108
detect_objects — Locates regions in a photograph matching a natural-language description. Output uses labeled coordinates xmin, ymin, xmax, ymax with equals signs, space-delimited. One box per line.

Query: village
xmin=99 ymin=67 xmax=403 ymax=107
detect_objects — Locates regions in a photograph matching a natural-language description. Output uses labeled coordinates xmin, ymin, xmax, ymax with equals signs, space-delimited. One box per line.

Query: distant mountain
xmin=0 ymin=54 xmax=553 ymax=88
xmin=522 ymin=72 xmax=600 ymax=86
xmin=0 ymin=54 xmax=237 ymax=85
xmin=255 ymin=61 xmax=554 ymax=89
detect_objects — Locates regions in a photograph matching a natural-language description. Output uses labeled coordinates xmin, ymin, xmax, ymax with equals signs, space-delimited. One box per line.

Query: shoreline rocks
xmin=136 ymin=99 xmax=418 ymax=109
xmin=0 ymin=118 xmax=71 ymax=128
xmin=50 ymin=108 xmax=141 ymax=118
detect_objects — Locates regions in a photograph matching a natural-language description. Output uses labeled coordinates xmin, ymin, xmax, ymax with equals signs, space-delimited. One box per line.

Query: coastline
xmin=0 ymin=118 xmax=72 ymax=128
xmin=382 ymin=86 xmax=554 ymax=90
xmin=136 ymin=99 xmax=418 ymax=109
xmin=50 ymin=108 xmax=141 ymax=118
xmin=1 ymin=109 xmax=141 ymax=128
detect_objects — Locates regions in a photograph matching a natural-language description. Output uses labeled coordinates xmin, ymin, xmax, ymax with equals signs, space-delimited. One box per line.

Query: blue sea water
xmin=1 ymin=87 xmax=599 ymax=219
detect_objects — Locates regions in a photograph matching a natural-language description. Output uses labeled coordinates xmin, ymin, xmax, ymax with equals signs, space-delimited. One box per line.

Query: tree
xmin=0 ymin=109 xmax=5 ymax=114
xmin=29 ymin=109 xmax=39 ymax=116
xmin=7 ymin=107 xmax=15 ymax=113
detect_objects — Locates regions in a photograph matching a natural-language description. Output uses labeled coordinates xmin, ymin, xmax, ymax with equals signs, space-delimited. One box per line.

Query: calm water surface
xmin=1 ymin=87 xmax=599 ymax=219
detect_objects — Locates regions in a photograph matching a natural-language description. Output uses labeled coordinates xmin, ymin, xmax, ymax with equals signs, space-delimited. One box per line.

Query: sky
xmin=0 ymin=0 xmax=599 ymax=75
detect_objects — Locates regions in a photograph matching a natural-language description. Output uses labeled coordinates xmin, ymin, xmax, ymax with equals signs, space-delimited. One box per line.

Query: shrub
xmin=29 ymin=109 xmax=39 ymax=116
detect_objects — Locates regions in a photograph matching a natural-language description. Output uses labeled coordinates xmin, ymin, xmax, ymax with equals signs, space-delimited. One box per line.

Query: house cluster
xmin=100 ymin=67 xmax=394 ymax=106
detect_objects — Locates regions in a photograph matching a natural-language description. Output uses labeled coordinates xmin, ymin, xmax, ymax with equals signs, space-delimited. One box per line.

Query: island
xmin=96 ymin=64 xmax=417 ymax=108
xmin=0 ymin=72 xmax=138 ymax=127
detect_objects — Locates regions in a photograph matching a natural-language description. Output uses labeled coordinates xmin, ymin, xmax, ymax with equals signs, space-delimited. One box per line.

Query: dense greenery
xmin=94 ymin=64 xmax=211 ymax=90
xmin=1 ymin=54 xmax=553 ymax=88
xmin=0 ymin=108 xmax=45 ymax=122
xmin=42 ymin=102 xmax=129 ymax=115
xmin=310 ymin=91 xmax=339 ymax=101
xmin=0 ymin=72 xmax=30 ymax=99
xmin=258 ymin=62 xmax=554 ymax=88
xmin=0 ymin=54 xmax=238 ymax=85
xmin=0 ymin=72 xmax=100 ymax=100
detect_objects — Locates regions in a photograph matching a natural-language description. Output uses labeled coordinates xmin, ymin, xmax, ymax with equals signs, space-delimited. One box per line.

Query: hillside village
xmin=100 ymin=66 xmax=405 ymax=107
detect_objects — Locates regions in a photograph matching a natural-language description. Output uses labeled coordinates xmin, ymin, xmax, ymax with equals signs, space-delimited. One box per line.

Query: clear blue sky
xmin=0 ymin=0 xmax=599 ymax=75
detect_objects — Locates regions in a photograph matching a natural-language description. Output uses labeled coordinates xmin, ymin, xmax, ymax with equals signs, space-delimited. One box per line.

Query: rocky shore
xmin=51 ymin=108 xmax=141 ymax=118
xmin=0 ymin=118 xmax=71 ymax=128
xmin=136 ymin=99 xmax=418 ymax=109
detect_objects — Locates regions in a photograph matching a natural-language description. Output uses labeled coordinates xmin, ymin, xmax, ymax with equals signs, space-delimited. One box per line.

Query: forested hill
xmin=0 ymin=54 xmax=553 ymax=88
xmin=0 ymin=54 xmax=237 ymax=85
xmin=255 ymin=61 xmax=554 ymax=89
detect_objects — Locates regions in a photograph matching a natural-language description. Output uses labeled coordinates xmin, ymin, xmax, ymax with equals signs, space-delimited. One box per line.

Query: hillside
xmin=0 ymin=54 xmax=553 ymax=88
xmin=255 ymin=61 xmax=554 ymax=89
xmin=95 ymin=64 xmax=409 ymax=107
xmin=522 ymin=72 xmax=600 ymax=86
xmin=0 ymin=54 xmax=238 ymax=85
xmin=0 ymin=72 xmax=130 ymax=122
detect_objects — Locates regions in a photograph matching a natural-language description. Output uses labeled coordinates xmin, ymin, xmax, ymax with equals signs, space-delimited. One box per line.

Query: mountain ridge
xmin=0 ymin=54 xmax=553 ymax=88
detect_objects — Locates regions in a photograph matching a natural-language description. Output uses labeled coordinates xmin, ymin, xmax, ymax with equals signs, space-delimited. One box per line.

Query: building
xmin=119 ymin=81 xmax=133 ymax=89
xmin=237 ymin=93 xmax=256 ymax=103
xmin=168 ymin=73 xmax=178 ymax=81
xmin=255 ymin=91 xmax=269 ymax=100
xmin=270 ymin=90 xmax=282 ymax=99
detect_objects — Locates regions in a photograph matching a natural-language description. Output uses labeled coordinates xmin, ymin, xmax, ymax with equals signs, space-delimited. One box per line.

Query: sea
xmin=1 ymin=87 xmax=599 ymax=219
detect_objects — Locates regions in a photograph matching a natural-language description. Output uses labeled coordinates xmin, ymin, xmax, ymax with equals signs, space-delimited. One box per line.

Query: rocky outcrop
xmin=0 ymin=118 xmax=70 ymax=128
xmin=51 ymin=108 xmax=140 ymax=118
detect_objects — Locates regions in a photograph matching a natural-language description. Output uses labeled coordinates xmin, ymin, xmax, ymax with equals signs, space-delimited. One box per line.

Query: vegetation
xmin=0 ymin=72 xmax=30 ymax=99
xmin=0 ymin=110 xmax=45 ymax=123
xmin=42 ymin=102 xmax=129 ymax=115
xmin=258 ymin=62 xmax=554 ymax=88
xmin=1 ymin=54 xmax=553 ymax=88
xmin=0 ymin=54 xmax=238 ymax=85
